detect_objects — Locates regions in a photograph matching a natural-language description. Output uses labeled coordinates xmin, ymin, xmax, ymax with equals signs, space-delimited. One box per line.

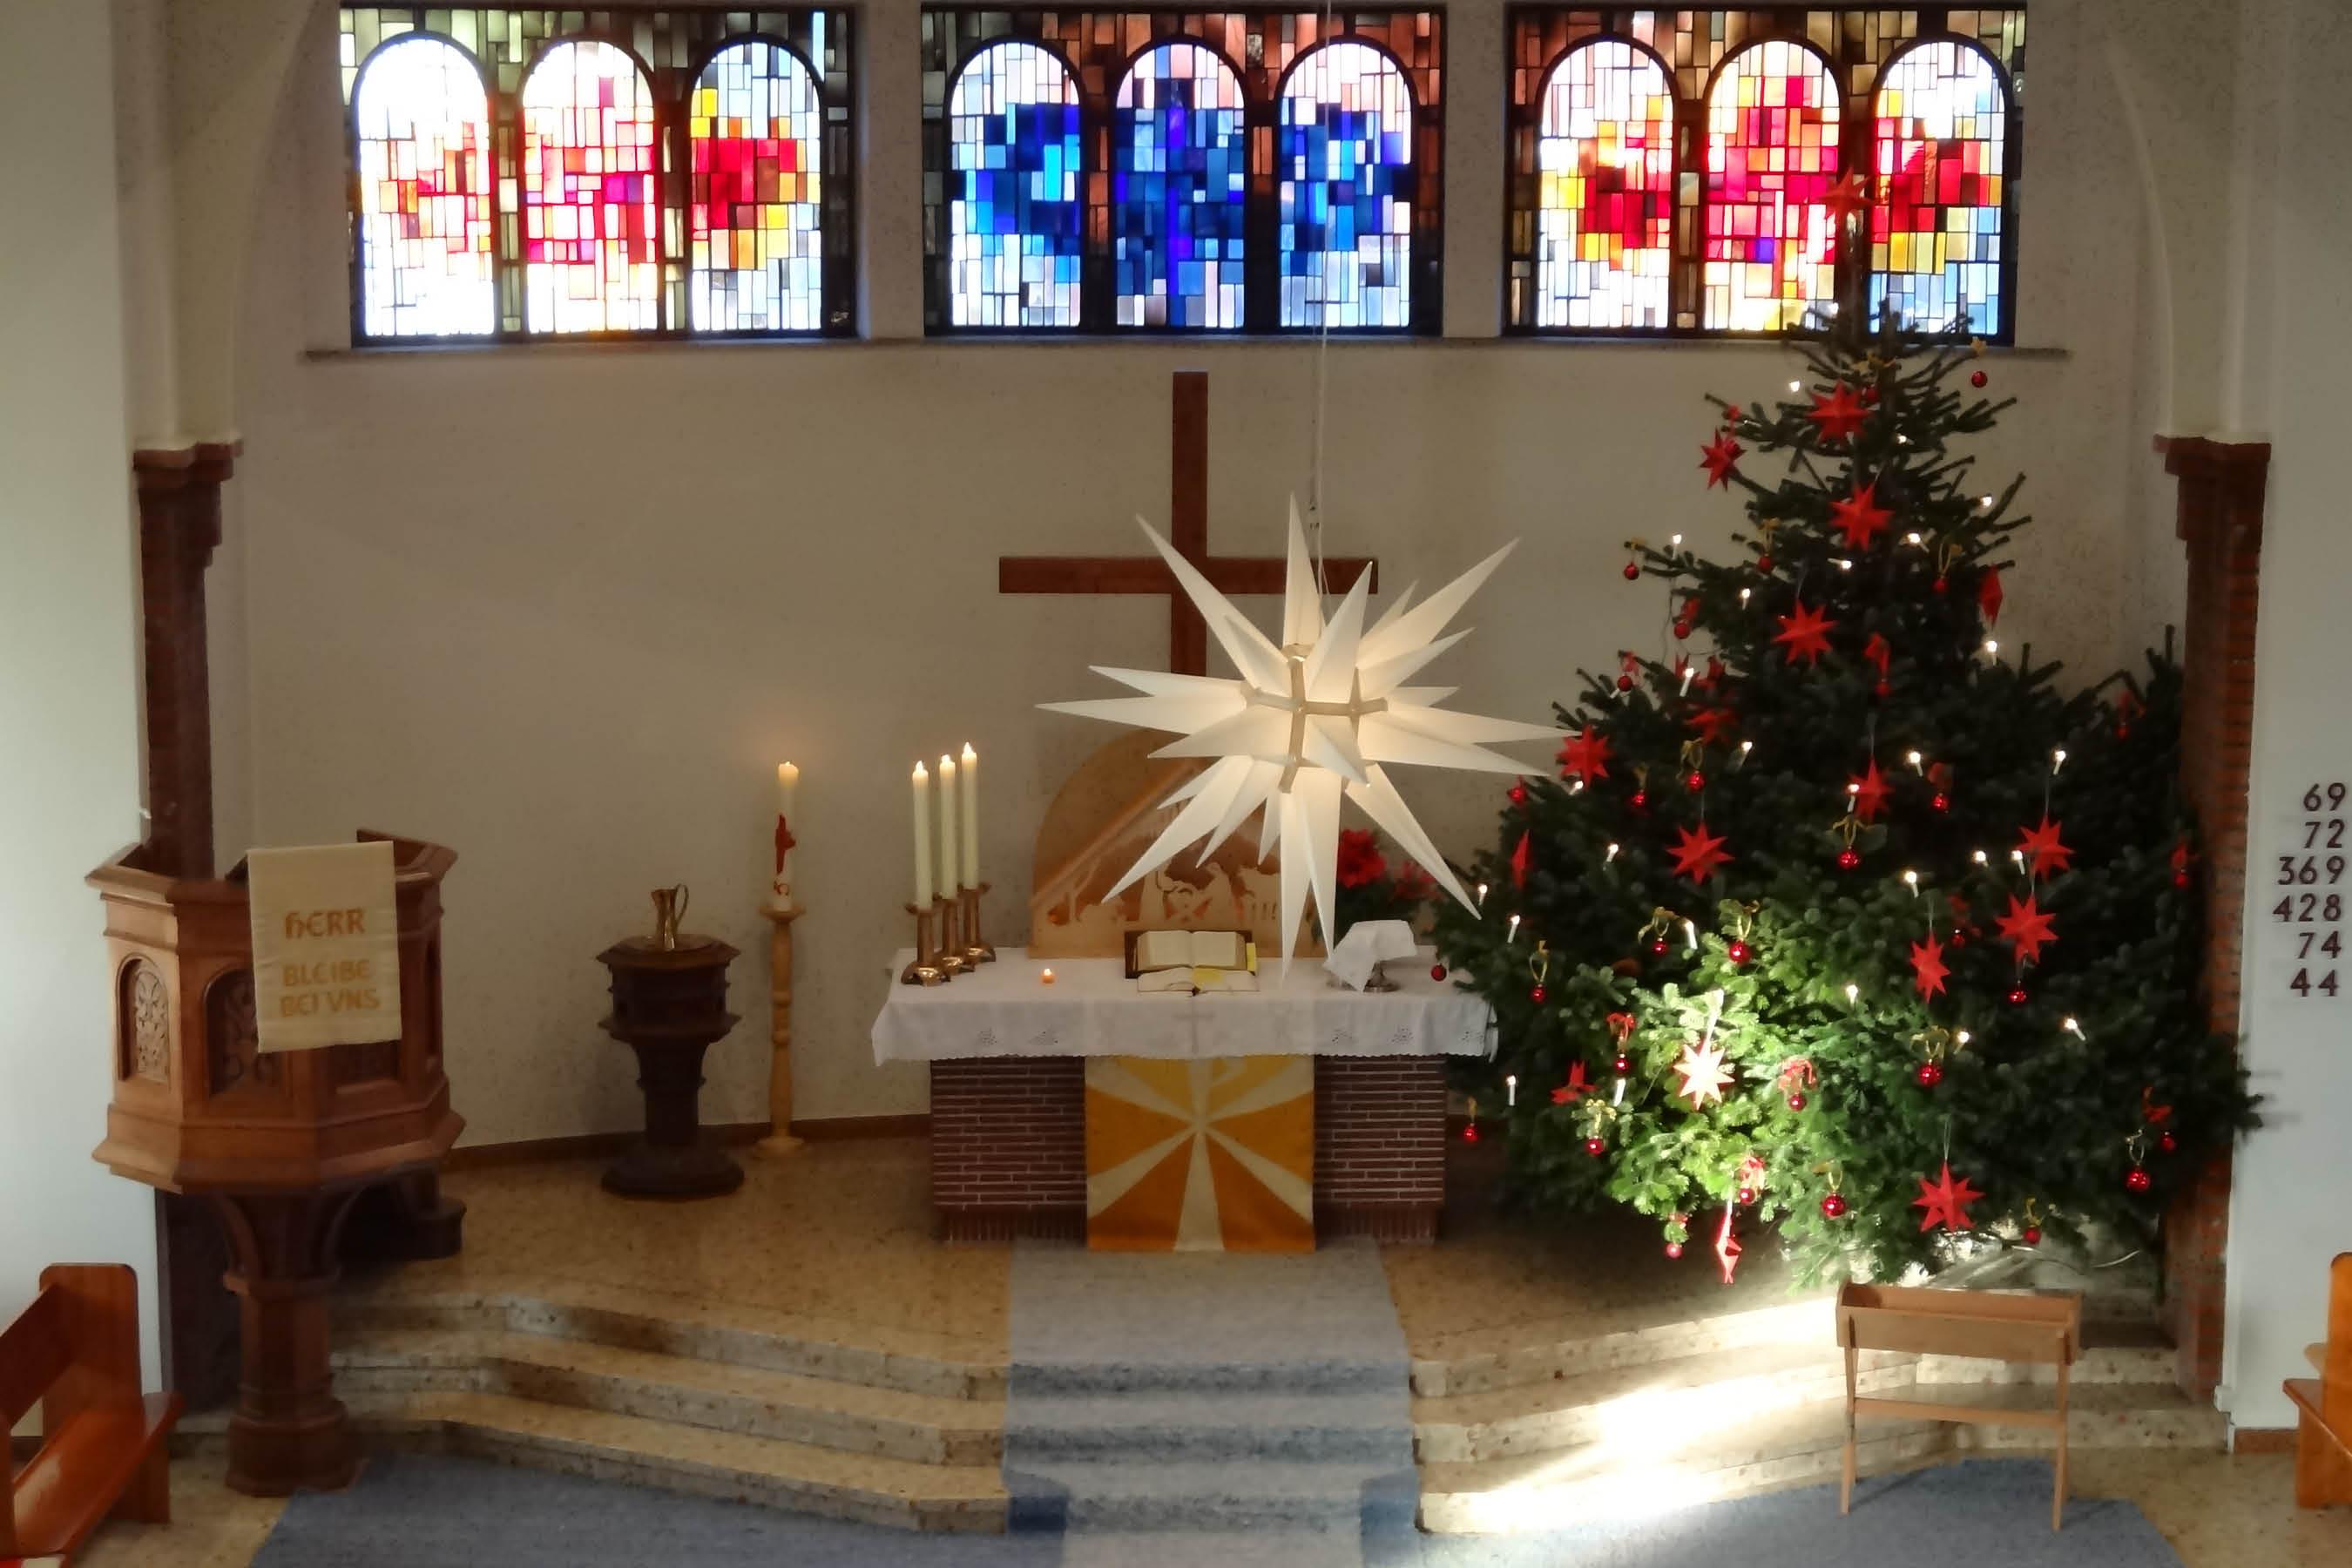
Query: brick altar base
xmin=928 ymin=1056 xmax=1449 ymax=1245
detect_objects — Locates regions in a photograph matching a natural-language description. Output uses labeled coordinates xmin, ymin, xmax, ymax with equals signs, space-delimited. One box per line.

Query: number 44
xmin=2290 ymin=968 xmax=2340 ymax=997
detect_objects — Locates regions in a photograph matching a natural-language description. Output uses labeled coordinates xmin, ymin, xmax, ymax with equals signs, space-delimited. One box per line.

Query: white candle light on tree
xmin=911 ymin=761 xmax=932 ymax=908
xmin=774 ymin=760 xmax=800 ymax=901
xmin=959 ymin=742 xmax=980 ymax=889
xmin=936 ymin=754 xmax=960 ymax=895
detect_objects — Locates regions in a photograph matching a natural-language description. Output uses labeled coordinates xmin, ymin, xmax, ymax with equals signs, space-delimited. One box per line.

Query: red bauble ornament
xmin=1756 ymin=553 xmax=1774 ymax=572
xmin=2007 ymin=984 xmax=2031 ymax=1006
xmin=2116 ymin=722 xmax=2132 ymax=740
xmin=1648 ymin=937 xmax=1669 ymax=956
xmin=1788 ymin=1091 xmax=1808 ymax=1112
xmin=1737 ymin=1186 xmax=1758 ymax=1206
xmin=1916 ymin=1061 xmax=1944 ymax=1088
xmin=1836 ymin=848 xmax=1862 ymax=872
xmin=1686 ymin=771 xmax=1706 ymax=792
xmin=1585 ymin=1137 xmax=1606 ymax=1158
xmin=1631 ymin=789 xmax=1650 ymax=809
xmin=2159 ymin=1132 xmax=2179 ymax=1154
xmin=2173 ymin=870 xmax=2192 ymax=889
xmin=1531 ymin=983 xmax=1548 ymax=1004
xmin=1931 ymin=792 xmax=1950 ymax=813
xmin=1429 ymin=963 xmax=1448 ymax=982
xmin=1970 ymin=369 xmax=1989 ymax=389
xmin=1950 ymin=930 xmax=1966 ymax=950
xmin=1463 ymin=1123 xmax=1480 ymax=1143
xmin=1874 ymin=680 xmax=1892 ymax=700
xmin=1623 ymin=560 xmax=1641 ymax=580
xmin=2126 ymin=1167 xmax=2153 ymax=1194
xmin=1508 ymin=782 xmax=1530 ymax=807
xmin=1727 ymin=940 xmax=1753 ymax=966
xmin=2023 ymin=1226 xmax=2043 ymax=1246
xmin=1821 ymin=1193 xmax=1848 ymax=1220
xmin=1673 ymin=621 xmax=1693 ymax=640
xmin=1665 ymin=1241 xmax=1684 ymax=1260
xmin=1618 ymin=673 xmax=1636 ymax=691
xmin=1612 ymin=1052 xmax=1632 ymax=1075
xmin=1932 ymin=575 xmax=1950 ymax=595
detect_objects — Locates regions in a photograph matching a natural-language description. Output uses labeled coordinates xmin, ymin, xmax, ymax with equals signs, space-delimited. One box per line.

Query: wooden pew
xmin=2 ymin=1265 xmax=181 ymax=1563
xmin=1836 ymin=1282 xmax=2081 ymax=1530
xmin=2286 ymin=1253 xmax=2352 ymax=1508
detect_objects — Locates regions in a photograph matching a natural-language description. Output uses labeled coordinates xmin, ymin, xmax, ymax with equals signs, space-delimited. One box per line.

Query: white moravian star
xmin=1041 ymin=507 xmax=1560 ymax=964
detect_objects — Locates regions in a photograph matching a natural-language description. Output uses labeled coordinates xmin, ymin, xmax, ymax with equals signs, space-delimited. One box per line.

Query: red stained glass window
xmin=1534 ymin=39 xmax=1675 ymax=331
xmin=690 ymin=41 xmax=828 ymax=334
xmin=520 ymin=40 xmax=660 ymax=335
xmin=1703 ymin=40 xmax=1841 ymax=332
xmin=351 ymin=34 xmax=496 ymax=338
xmin=1871 ymin=41 xmax=2010 ymax=337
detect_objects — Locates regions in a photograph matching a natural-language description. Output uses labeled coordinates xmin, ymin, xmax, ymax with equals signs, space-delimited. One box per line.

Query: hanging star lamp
xmin=1042 ymin=507 xmax=1558 ymax=963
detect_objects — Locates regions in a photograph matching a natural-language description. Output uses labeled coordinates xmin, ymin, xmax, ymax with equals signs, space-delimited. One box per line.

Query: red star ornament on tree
xmin=1910 ymin=930 xmax=1950 ymax=999
xmin=1714 ymin=1205 xmax=1744 ymax=1286
xmin=1695 ymin=655 xmax=1727 ymax=693
xmin=1822 ymin=170 xmax=1869 ymax=227
xmin=1511 ymin=829 xmax=1532 ymax=891
xmin=1996 ymin=890 xmax=2058 ymax=965
xmin=1806 ymin=383 xmax=1871 ymax=443
xmin=1669 ymin=821 xmax=1733 ymax=885
xmin=1978 ymin=566 xmax=2004 ymax=627
xmin=1913 ymin=1161 xmax=1985 ymax=1233
xmin=1674 ymin=1039 xmax=1735 ymax=1108
xmin=2016 ymin=814 xmax=2075 ymax=879
xmin=1849 ymin=757 xmax=1891 ymax=823
xmin=1686 ymin=705 xmax=1738 ymax=746
xmin=1558 ymin=725 xmax=1613 ymax=783
xmin=1828 ymin=480 xmax=1894 ymax=551
xmin=1862 ymin=632 xmax=1891 ymax=679
xmin=1699 ymin=431 xmax=1743 ymax=488
xmin=1551 ymin=1060 xmax=1592 ymax=1106
xmin=1773 ymin=600 xmax=1837 ymax=666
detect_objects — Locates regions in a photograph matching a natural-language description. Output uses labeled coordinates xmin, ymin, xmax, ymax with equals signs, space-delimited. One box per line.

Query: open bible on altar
xmin=1128 ymin=929 xmax=1260 ymax=994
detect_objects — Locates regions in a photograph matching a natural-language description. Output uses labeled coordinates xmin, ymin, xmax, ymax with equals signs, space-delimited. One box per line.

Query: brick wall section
xmin=2159 ymin=436 xmax=2270 ymax=1401
xmin=1315 ymin=1056 xmax=1448 ymax=1243
xmin=929 ymin=1058 xmax=1085 ymax=1241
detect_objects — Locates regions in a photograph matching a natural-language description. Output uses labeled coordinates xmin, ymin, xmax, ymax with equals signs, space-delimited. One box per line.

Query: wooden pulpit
xmin=87 ymin=830 xmax=463 ymax=1495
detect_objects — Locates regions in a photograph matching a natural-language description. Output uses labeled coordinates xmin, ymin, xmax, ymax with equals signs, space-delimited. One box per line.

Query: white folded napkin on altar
xmin=1324 ymin=919 xmax=1419 ymax=990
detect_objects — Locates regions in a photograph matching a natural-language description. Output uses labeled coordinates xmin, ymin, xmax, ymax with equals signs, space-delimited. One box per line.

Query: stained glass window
xmin=1112 ymin=44 xmax=1247 ymax=329
xmin=1279 ymin=41 xmax=1416 ymax=329
xmin=351 ymin=35 xmax=497 ymax=338
xmin=1534 ymin=40 xmax=1675 ymax=331
xmin=1871 ymin=41 xmax=2009 ymax=337
xmin=1703 ymin=41 xmax=1841 ymax=333
xmin=946 ymin=41 xmax=1085 ymax=328
xmin=518 ymin=41 xmax=660 ymax=334
xmin=690 ymin=41 xmax=827 ymax=334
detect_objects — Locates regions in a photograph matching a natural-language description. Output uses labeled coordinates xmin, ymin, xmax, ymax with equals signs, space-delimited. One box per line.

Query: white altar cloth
xmin=870 ymin=945 xmax=1495 ymax=1065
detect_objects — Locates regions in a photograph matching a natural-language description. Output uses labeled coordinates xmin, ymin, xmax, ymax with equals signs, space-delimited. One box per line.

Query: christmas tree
xmin=1432 ymin=317 xmax=2256 ymax=1284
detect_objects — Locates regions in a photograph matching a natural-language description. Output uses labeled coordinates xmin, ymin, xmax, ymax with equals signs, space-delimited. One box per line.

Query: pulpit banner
xmin=247 ymin=841 xmax=402 ymax=1052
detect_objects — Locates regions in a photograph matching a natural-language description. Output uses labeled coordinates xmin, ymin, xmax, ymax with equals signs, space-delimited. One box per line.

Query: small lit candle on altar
xmin=911 ymin=761 xmax=933 ymax=908
xmin=1039 ymin=966 xmax=1056 ymax=985
xmin=775 ymin=761 xmax=800 ymax=889
xmin=959 ymin=743 xmax=980 ymax=889
xmin=936 ymin=754 xmax=960 ymax=896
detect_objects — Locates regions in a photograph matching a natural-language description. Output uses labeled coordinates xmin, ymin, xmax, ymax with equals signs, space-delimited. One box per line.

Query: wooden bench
xmin=3 ymin=1265 xmax=180 ymax=1564
xmin=2286 ymin=1253 xmax=2352 ymax=1508
xmin=1836 ymin=1281 xmax=2082 ymax=1530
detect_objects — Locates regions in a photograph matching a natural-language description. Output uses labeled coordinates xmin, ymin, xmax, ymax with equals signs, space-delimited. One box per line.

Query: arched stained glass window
xmin=1871 ymin=42 xmax=2009 ymax=337
xmin=947 ymin=42 xmax=1085 ymax=328
xmin=1703 ymin=41 xmax=1840 ymax=333
xmin=351 ymin=35 xmax=495 ymax=339
xmin=1112 ymin=44 xmax=1247 ymax=329
xmin=519 ymin=40 xmax=660 ymax=335
xmin=689 ymin=41 xmax=826 ymax=333
xmin=1279 ymin=40 xmax=1416 ymax=329
xmin=1534 ymin=40 xmax=1674 ymax=331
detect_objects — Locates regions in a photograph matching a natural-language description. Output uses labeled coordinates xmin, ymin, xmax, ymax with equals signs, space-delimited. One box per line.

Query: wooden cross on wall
xmin=998 ymin=372 xmax=1378 ymax=677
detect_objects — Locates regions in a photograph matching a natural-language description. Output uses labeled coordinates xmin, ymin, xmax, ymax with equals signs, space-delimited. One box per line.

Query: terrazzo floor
xmin=68 ymin=1138 xmax=2352 ymax=1567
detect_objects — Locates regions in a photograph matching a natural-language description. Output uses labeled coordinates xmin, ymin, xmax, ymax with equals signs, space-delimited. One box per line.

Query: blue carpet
xmin=251 ymin=1453 xmax=2186 ymax=1567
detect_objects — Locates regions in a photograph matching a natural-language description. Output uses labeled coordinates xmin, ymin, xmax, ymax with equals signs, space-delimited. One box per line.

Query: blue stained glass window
xmin=1278 ymin=39 xmax=1416 ymax=329
xmin=1870 ymin=41 xmax=2009 ymax=337
xmin=1112 ymin=43 xmax=1247 ymax=329
xmin=947 ymin=40 xmax=1084 ymax=328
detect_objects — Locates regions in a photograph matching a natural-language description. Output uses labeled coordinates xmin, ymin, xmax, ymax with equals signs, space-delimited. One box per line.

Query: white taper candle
xmin=959 ymin=743 xmax=980 ymax=889
xmin=936 ymin=754 xmax=959 ymax=895
xmin=911 ymin=761 xmax=932 ymax=908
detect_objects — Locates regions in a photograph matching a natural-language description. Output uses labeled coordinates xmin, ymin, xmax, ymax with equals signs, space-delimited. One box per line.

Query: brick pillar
xmin=1314 ymin=1056 xmax=1449 ymax=1243
xmin=927 ymin=1058 xmax=1085 ymax=1241
xmin=2156 ymin=435 xmax=2270 ymax=1401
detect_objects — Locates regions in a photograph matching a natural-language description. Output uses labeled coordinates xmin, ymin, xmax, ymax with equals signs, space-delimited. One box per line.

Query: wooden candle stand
xmin=754 ymin=902 xmax=805 ymax=1158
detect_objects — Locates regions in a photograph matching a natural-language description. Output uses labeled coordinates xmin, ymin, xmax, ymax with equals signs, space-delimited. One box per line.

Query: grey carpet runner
xmin=1004 ymin=1239 xmax=1422 ymax=1565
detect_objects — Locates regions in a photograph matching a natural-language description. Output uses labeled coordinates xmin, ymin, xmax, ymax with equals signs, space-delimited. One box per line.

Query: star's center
xmin=1249 ymin=649 xmax=1388 ymax=791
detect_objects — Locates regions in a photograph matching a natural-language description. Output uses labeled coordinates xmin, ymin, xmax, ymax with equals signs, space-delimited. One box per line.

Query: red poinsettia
xmin=1335 ymin=828 xmax=1389 ymax=889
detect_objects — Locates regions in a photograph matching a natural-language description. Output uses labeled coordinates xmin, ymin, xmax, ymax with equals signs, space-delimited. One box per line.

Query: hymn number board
xmin=2274 ymin=781 xmax=2349 ymax=1000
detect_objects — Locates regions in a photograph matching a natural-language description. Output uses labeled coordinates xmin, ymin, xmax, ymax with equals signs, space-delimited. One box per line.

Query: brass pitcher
xmin=650 ymin=884 xmax=690 ymax=951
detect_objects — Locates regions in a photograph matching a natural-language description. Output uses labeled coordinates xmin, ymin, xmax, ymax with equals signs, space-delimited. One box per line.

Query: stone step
xmin=335 ymin=1327 xmax=1001 ymax=1467
xmin=1915 ymin=1336 xmax=2176 ymax=1386
xmin=1412 ymin=1342 xmax=1913 ymax=1464
xmin=1006 ymin=1389 xmax=1410 ymax=1464
xmin=1410 ymin=1294 xmax=1834 ymax=1399
xmin=341 ymin=1389 xmax=1006 ymax=1532
xmin=1006 ymin=1459 xmax=1420 ymax=1534
xmin=1015 ymin=1355 xmax=1402 ymax=1398
xmin=1939 ymin=1381 xmax=2229 ymax=1449
xmin=336 ymin=1282 xmax=1000 ymax=1401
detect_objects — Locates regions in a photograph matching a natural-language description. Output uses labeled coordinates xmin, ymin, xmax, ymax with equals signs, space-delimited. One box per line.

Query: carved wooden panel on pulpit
xmin=206 ymin=970 xmax=281 ymax=1101
xmin=121 ymin=960 xmax=172 ymax=1085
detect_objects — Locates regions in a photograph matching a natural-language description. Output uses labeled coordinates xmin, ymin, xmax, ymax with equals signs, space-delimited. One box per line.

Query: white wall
xmin=0 ymin=2 xmax=160 ymax=1381
xmin=2220 ymin=0 xmax=2352 ymax=1434
xmin=215 ymin=0 xmax=2176 ymax=1146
